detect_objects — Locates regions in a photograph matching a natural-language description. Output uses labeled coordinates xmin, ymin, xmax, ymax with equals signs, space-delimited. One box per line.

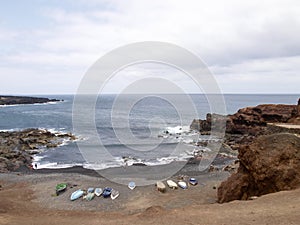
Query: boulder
xmin=218 ymin=133 xmax=300 ymax=203
xmin=190 ymin=113 xmax=227 ymax=134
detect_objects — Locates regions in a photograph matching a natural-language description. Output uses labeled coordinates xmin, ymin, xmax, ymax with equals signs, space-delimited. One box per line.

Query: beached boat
xmin=56 ymin=183 xmax=67 ymax=195
xmin=94 ymin=188 xmax=103 ymax=197
xmin=156 ymin=181 xmax=166 ymax=192
xmin=166 ymin=180 xmax=178 ymax=189
xmin=128 ymin=181 xmax=136 ymax=190
xmin=178 ymin=181 xmax=188 ymax=189
xmin=87 ymin=187 xmax=94 ymax=193
xmin=189 ymin=177 xmax=198 ymax=186
xmin=103 ymin=187 xmax=112 ymax=198
xmin=85 ymin=192 xmax=95 ymax=201
xmin=70 ymin=189 xmax=84 ymax=201
xmin=111 ymin=189 xmax=119 ymax=200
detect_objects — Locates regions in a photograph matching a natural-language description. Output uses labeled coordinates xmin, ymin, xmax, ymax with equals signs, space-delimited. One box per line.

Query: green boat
xmin=56 ymin=183 xmax=67 ymax=195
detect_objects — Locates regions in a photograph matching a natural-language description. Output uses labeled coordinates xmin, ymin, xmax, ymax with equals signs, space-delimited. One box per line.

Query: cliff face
xmin=217 ymin=133 xmax=300 ymax=203
xmin=191 ymin=103 xmax=297 ymax=135
xmin=226 ymin=104 xmax=297 ymax=134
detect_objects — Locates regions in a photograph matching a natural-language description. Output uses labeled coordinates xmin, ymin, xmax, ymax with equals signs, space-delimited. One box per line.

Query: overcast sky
xmin=0 ymin=0 xmax=299 ymax=94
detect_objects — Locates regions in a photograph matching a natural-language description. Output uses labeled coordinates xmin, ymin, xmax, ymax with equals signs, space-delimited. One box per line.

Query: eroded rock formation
xmin=217 ymin=133 xmax=300 ymax=203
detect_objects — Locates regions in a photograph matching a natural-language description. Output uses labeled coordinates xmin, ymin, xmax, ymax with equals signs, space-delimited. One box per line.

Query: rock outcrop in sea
xmin=0 ymin=128 xmax=76 ymax=172
xmin=0 ymin=95 xmax=61 ymax=105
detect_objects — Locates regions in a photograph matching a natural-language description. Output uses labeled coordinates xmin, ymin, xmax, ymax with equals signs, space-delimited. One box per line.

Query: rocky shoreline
xmin=0 ymin=128 xmax=76 ymax=172
xmin=190 ymin=98 xmax=300 ymax=202
xmin=0 ymin=95 xmax=61 ymax=105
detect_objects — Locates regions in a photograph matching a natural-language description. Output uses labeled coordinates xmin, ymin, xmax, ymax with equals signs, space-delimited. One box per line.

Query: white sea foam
xmin=34 ymin=162 xmax=82 ymax=169
xmin=0 ymin=101 xmax=61 ymax=108
xmin=0 ymin=129 xmax=16 ymax=132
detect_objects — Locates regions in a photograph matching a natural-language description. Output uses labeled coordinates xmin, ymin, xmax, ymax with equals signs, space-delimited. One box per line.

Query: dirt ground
xmin=0 ymin=172 xmax=299 ymax=225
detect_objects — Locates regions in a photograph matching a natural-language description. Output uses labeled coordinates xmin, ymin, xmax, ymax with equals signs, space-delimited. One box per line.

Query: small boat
xmin=111 ymin=189 xmax=119 ymax=200
xmin=102 ymin=187 xmax=112 ymax=198
xmin=87 ymin=187 xmax=94 ymax=193
xmin=85 ymin=192 xmax=95 ymax=201
xmin=178 ymin=181 xmax=188 ymax=189
xmin=94 ymin=188 xmax=103 ymax=197
xmin=166 ymin=180 xmax=178 ymax=189
xmin=156 ymin=181 xmax=166 ymax=192
xmin=70 ymin=189 xmax=84 ymax=201
xmin=56 ymin=183 xmax=67 ymax=195
xmin=189 ymin=177 xmax=198 ymax=186
xmin=128 ymin=181 xmax=136 ymax=190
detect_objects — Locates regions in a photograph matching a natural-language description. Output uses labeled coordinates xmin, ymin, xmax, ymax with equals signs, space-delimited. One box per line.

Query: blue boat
xmin=102 ymin=187 xmax=112 ymax=198
xmin=189 ymin=177 xmax=198 ymax=186
xmin=70 ymin=189 xmax=84 ymax=201
xmin=128 ymin=181 xmax=136 ymax=190
xmin=87 ymin=187 xmax=94 ymax=193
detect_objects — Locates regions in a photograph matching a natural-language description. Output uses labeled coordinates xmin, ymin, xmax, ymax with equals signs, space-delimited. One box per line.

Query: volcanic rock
xmin=0 ymin=129 xmax=76 ymax=172
xmin=217 ymin=133 xmax=300 ymax=203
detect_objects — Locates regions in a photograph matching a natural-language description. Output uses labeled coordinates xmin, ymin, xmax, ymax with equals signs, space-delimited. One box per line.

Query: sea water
xmin=0 ymin=94 xmax=298 ymax=170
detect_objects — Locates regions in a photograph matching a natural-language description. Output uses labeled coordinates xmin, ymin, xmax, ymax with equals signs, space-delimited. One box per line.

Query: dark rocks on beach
xmin=0 ymin=128 xmax=76 ymax=172
xmin=217 ymin=133 xmax=300 ymax=203
xmin=0 ymin=95 xmax=61 ymax=105
xmin=190 ymin=113 xmax=227 ymax=134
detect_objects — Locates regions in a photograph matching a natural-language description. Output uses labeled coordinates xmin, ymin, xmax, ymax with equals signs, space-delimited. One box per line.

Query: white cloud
xmin=0 ymin=0 xmax=299 ymax=94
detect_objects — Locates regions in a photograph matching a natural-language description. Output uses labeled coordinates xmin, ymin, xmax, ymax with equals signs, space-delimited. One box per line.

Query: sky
xmin=0 ymin=0 xmax=300 ymax=94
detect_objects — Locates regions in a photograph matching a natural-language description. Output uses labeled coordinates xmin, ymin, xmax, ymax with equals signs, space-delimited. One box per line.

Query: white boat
xmin=85 ymin=192 xmax=95 ymax=201
xmin=94 ymin=188 xmax=103 ymax=197
xmin=128 ymin=181 xmax=136 ymax=190
xmin=111 ymin=189 xmax=119 ymax=200
xmin=70 ymin=189 xmax=84 ymax=201
xmin=178 ymin=181 xmax=188 ymax=189
xmin=156 ymin=181 xmax=166 ymax=192
xmin=166 ymin=180 xmax=178 ymax=189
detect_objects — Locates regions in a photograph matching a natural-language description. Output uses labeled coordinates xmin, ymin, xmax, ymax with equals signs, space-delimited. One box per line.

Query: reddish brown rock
xmin=191 ymin=103 xmax=297 ymax=135
xmin=226 ymin=104 xmax=297 ymax=135
xmin=288 ymin=98 xmax=300 ymax=124
xmin=218 ymin=133 xmax=300 ymax=203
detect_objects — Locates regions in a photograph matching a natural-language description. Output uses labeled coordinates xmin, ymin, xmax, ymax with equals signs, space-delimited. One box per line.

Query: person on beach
xmin=34 ymin=163 xmax=37 ymax=169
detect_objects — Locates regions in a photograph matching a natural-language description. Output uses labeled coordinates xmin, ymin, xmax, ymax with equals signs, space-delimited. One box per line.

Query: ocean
xmin=0 ymin=94 xmax=298 ymax=170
